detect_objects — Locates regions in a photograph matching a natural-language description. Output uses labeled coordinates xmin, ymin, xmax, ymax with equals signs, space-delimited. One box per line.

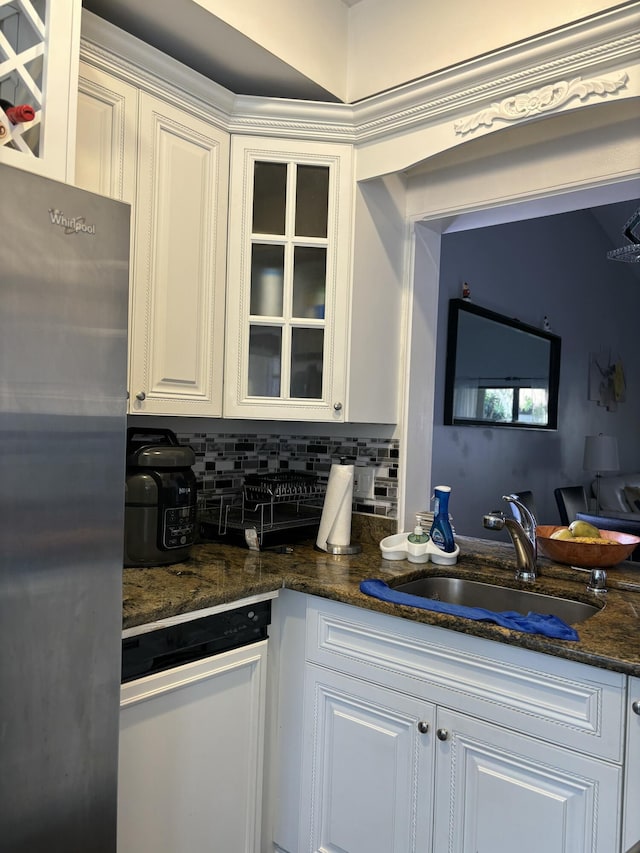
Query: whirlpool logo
xmin=49 ymin=208 xmax=96 ymax=235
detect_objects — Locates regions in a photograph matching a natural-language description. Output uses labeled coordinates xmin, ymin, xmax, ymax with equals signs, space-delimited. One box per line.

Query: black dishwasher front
xmin=121 ymin=599 xmax=272 ymax=683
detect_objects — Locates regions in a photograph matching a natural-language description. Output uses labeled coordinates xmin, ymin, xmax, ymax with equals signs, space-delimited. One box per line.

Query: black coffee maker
xmin=124 ymin=428 xmax=197 ymax=567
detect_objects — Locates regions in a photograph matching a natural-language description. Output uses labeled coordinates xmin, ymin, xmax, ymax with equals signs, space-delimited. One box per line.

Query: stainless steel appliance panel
xmin=0 ymin=163 xmax=130 ymax=852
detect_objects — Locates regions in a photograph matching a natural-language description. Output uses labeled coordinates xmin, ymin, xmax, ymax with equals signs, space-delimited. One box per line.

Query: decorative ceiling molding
xmin=349 ymin=8 xmax=639 ymax=144
xmin=81 ymin=2 xmax=640 ymax=147
xmin=454 ymin=72 xmax=630 ymax=136
xmin=229 ymin=3 xmax=639 ymax=144
xmin=80 ymin=12 xmax=236 ymax=128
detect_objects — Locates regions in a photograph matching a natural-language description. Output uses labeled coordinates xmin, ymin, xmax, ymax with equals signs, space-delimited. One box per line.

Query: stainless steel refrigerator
xmin=0 ymin=162 xmax=130 ymax=852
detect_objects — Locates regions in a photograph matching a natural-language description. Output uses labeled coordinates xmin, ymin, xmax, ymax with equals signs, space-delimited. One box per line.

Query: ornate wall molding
xmin=82 ymin=3 xmax=640 ymax=154
xmin=351 ymin=13 xmax=638 ymax=146
xmin=454 ymin=72 xmax=630 ymax=136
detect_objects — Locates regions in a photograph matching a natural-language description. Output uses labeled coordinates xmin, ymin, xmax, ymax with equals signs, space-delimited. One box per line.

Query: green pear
xmin=550 ymin=527 xmax=574 ymax=540
xmin=569 ymin=520 xmax=600 ymax=539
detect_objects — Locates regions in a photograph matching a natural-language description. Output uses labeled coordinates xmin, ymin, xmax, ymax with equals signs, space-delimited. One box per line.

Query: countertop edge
xmin=122 ymin=535 xmax=640 ymax=677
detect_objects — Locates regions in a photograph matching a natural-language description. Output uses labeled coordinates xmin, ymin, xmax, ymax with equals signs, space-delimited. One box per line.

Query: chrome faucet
xmin=483 ymin=495 xmax=538 ymax=582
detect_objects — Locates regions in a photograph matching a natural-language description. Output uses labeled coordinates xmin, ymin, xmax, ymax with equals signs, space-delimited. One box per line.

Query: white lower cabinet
xmin=623 ymin=676 xmax=640 ymax=852
xmin=302 ymin=665 xmax=435 ymax=853
xmin=301 ymin=667 xmax=621 ymax=853
xmin=291 ymin=597 xmax=625 ymax=853
xmin=433 ymin=708 xmax=620 ymax=853
xmin=118 ymin=641 xmax=267 ymax=853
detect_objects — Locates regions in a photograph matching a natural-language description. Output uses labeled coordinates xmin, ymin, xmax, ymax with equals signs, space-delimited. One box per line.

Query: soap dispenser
xmin=429 ymin=486 xmax=456 ymax=552
xmin=408 ymin=525 xmax=429 ymax=544
xmin=407 ymin=524 xmax=430 ymax=563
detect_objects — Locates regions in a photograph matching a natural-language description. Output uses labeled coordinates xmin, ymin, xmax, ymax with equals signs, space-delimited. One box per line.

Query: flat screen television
xmin=443 ymin=299 xmax=561 ymax=430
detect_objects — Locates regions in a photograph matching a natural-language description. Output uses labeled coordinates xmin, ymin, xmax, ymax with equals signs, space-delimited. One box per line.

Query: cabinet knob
xmin=436 ymin=728 xmax=449 ymax=741
xmin=333 ymin=402 xmax=343 ymax=412
xmin=136 ymin=391 xmax=146 ymax=401
xmin=417 ymin=721 xmax=430 ymax=734
xmin=632 ymin=700 xmax=640 ymax=716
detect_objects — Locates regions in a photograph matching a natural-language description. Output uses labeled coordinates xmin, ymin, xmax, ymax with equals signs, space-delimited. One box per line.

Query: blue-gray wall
xmin=431 ymin=201 xmax=640 ymax=539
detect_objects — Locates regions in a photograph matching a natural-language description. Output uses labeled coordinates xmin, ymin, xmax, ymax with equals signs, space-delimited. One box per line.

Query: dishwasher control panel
xmin=121 ymin=599 xmax=271 ymax=683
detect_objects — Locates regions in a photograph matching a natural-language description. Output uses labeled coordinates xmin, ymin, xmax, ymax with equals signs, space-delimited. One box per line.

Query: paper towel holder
xmin=325 ymin=541 xmax=362 ymax=555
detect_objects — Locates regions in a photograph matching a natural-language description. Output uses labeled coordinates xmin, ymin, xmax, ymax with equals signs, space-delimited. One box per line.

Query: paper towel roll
xmin=316 ymin=463 xmax=354 ymax=551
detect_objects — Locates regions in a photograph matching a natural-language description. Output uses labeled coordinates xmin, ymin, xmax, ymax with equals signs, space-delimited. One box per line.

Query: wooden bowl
xmin=536 ymin=525 xmax=640 ymax=567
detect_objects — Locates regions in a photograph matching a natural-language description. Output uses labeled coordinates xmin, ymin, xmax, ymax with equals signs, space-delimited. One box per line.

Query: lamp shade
xmin=583 ymin=434 xmax=619 ymax=472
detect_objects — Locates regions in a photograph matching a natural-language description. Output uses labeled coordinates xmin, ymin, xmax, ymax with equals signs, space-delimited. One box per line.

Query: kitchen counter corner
xmin=122 ymin=533 xmax=640 ymax=675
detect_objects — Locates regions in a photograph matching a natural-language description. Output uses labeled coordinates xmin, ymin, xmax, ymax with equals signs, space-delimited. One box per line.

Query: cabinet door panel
xmin=301 ymin=665 xmax=434 ymax=853
xmin=225 ymin=136 xmax=351 ymax=421
xmin=434 ymin=708 xmax=621 ymax=853
xmin=306 ymin=598 xmax=625 ymax=762
xmin=623 ymin=676 xmax=640 ymax=852
xmin=130 ymin=92 xmax=228 ymax=415
xmin=76 ymin=63 xmax=138 ymax=203
xmin=118 ymin=642 xmax=267 ymax=853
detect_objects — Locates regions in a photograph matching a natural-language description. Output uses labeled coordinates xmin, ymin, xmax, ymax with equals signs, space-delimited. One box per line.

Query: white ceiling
xmin=82 ymin=0 xmax=345 ymax=101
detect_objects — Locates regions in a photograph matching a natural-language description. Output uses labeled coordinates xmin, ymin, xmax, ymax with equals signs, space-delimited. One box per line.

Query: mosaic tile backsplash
xmin=177 ymin=430 xmax=399 ymax=519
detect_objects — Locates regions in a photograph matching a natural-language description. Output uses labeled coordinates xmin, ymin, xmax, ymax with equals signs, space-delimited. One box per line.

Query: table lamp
xmin=583 ymin=434 xmax=619 ymax=514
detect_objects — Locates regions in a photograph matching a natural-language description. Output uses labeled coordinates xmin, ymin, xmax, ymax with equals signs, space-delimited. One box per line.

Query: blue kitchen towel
xmin=359 ymin=579 xmax=579 ymax=641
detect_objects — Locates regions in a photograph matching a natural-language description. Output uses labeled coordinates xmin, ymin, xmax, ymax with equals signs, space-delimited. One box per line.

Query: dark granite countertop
xmin=122 ymin=525 xmax=640 ymax=676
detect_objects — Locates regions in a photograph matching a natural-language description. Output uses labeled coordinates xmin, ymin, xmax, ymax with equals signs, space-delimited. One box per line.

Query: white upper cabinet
xmin=0 ymin=0 xmax=81 ymax=182
xmin=76 ymin=55 xmax=229 ymax=417
xmin=76 ymin=61 xmax=137 ymax=204
xmin=128 ymin=93 xmax=229 ymax=416
xmin=75 ymin=12 xmax=409 ymax=425
xmin=224 ymin=135 xmax=353 ymax=422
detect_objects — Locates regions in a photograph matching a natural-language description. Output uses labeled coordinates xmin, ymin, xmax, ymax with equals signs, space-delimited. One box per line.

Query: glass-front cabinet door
xmin=225 ymin=136 xmax=353 ymax=421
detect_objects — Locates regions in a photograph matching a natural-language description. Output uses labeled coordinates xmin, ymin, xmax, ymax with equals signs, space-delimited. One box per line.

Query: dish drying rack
xmin=214 ymin=471 xmax=326 ymax=546
xmin=415 ymin=510 xmax=456 ymax=534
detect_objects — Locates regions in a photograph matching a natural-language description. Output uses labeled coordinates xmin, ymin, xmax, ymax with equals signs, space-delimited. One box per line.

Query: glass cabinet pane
xmin=252 ymin=161 xmax=287 ymax=234
xmin=248 ymin=326 xmax=281 ymax=396
xmin=292 ymin=246 xmax=326 ymax=318
xmin=295 ymin=165 xmax=329 ymax=237
xmin=250 ymin=244 xmax=284 ymax=316
xmin=290 ymin=328 xmax=324 ymax=398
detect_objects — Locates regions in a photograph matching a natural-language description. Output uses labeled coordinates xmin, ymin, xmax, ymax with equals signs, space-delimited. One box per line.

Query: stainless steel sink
xmin=393 ymin=576 xmax=601 ymax=624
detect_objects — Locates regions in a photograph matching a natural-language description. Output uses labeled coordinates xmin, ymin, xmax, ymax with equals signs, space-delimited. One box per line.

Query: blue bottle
xmin=429 ymin=486 xmax=456 ymax=552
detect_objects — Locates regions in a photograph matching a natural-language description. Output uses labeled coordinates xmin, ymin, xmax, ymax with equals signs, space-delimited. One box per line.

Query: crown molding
xmin=81 ymin=3 xmax=640 ymax=146
xmin=226 ymin=96 xmax=355 ymax=142
xmin=227 ymin=2 xmax=640 ymax=144
xmin=350 ymin=2 xmax=640 ymax=144
xmin=80 ymin=11 xmax=235 ymax=129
